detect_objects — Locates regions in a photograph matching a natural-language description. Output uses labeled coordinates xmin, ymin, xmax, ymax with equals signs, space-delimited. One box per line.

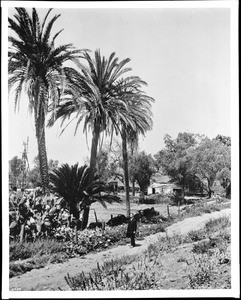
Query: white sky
xmin=5 ymin=2 xmax=235 ymax=168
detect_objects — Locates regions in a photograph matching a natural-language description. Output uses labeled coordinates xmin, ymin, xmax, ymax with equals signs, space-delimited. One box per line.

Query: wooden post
xmin=102 ymin=221 xmax=105 ymax=233
xmin=74 ymin=225 xmax=78 ymax=244
xmin=167 ymin=205 xmax=170 ymax=218
xmin=94 ymin=209 xmax=98 ymax=223
xmin=19 ymin=222 xmax=25 ymax=243
xmin=178 ymin=201 xmax=180 ymax=216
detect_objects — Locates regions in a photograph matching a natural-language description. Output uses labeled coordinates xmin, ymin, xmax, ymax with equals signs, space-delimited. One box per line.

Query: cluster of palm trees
xmin=8 ymin=8 xmax=154 ymax=222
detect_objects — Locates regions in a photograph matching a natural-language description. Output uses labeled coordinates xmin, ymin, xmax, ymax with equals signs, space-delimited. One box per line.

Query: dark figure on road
xmin=126 ymin=214 xmax=139 ymax=247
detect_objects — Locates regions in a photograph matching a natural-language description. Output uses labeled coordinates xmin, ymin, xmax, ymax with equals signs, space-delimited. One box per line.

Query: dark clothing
xmin=130 ymin=234 xmax=136 ymax=247
xmin=126 ymin=218 xmax=138 ymax=247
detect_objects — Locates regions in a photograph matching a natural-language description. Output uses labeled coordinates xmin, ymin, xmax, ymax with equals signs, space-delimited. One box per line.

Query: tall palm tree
xmin=8 ymin=8 xmax=83 ymax=192
xmin=119 ymin=93 xmax=154 ymax=217
xmin=48 ymin=50 xmax=144 ymax=226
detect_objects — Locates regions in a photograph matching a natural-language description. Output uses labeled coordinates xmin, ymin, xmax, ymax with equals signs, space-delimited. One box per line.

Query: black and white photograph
xmin=2 ymin=0 xmax=239 ymax=298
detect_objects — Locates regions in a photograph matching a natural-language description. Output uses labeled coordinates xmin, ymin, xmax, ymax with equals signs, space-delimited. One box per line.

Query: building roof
xmin=151 ymin=172 xmax=171 ymax=184
xmin=107 ymin=177 xmax=124 ymax=186
xmin=107 ymin=177 xmax=140 ymax=188
xmin=149 ymin=182 xmax=179 ymax=189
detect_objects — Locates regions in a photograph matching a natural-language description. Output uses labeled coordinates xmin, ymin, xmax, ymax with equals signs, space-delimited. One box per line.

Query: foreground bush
xmin=65 ymin=255 xmax=157 ymax=290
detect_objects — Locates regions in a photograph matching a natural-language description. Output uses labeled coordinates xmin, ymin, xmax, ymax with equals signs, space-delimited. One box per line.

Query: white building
xmin=147 ymin=173 xmax=180 ymax=195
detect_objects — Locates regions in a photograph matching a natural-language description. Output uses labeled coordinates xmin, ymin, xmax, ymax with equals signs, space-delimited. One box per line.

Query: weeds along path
xmin=9 ymin=208 xmax=231 ymax=291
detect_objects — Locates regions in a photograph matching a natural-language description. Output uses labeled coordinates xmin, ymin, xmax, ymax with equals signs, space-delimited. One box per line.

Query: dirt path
xmin=9 ymin=208 xmax=231 ymax=291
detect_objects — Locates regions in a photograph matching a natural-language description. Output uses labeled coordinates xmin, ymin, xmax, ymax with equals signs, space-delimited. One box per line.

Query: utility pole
xmin=19 ymin=137 xmax=30 ymax=189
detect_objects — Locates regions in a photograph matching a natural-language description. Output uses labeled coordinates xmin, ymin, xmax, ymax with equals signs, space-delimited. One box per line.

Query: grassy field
xmin=88 ymin=194 xmax=229 ymax=224
xmin=89 ymin=194 xmax=174 ymax=224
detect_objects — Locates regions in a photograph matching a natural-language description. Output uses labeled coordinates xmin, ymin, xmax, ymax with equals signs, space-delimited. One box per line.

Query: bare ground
xmin=9 ymin=208 xmax=231 ymax=291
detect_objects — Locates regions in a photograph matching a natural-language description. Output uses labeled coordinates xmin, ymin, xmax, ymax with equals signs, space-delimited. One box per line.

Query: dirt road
xmin=9 ymin=208 xmax=231 ymax=291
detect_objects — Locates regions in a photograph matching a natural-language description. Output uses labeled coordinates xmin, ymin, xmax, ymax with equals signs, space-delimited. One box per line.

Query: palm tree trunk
xmin=81 ymin=204 xmax=90 ymax=230
xmin=89 ymin=123 xmax=101 ymax=183
xmin=130 ymin=138 xmax=138 ymax=197
xmin=81 ymin=122 xmax=101 ymax=230
xmin=132 ymin=179 xmax=135 ymax=196
xmin=70 ymin=204 xmax=79 ymax=220
xmin=35 ymin=113 xmax=49 ymax=193
xmin=122 ymin=129 xmax=130 ymax=218
xmin=207 ymin=178 xmax=213 ymax=198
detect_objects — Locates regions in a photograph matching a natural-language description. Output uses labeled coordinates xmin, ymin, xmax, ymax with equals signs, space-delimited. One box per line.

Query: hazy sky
xmin=5 ymin=2 xmax=235 ymax=168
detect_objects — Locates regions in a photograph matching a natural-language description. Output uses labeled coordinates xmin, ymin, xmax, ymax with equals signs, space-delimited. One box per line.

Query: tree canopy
xmin=154 ymin=132 xmax=202 ymax=194
xmin=154 ymin=132 xmax=231 ymax=198
xmin=132 ymin=151 xmax=155 ymax=197
xmin=190 ymin=137 xmax=231 ymax=197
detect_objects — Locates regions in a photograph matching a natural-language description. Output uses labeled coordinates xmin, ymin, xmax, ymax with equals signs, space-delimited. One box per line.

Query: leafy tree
xmin=27 ymin=168 xmax=42 ymax=188
xmin=155 ymin=133 xmax=231 ymax=198
xmin=215 ymin=134 xmax=231 ymax=147
xmin=190 ymin=137 xmax=231 ymax=198
xmin=49 ymin=163 xmax=121 ymax=229
xmin=215 ymin=135 xmax=231 ymax=197
xmin=48 ymin=159 xmax=59 ymax=170
xmin=27 ymin=156 xmax=59 ymax=188
xmin=154 ymin=132 xmax=201 ymax=196
xmin=132 ymin=151 xmax=155 ymax=198
xmin=8 ymin=8 xmax=82 ymax=192
xmin=9 ymin=156 xmax=22 ymax=186
xmin=217 ymin=168 xmax=231 ymax=198
xmin=95 ymin=149 xmax=117 ymax=183
xmin=84 ymin=140 xmax=124 ymax=184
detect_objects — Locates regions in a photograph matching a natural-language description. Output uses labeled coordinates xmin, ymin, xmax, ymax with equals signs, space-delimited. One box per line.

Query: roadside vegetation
xmin=10 ymin=197 xmax=230 ymax=278
xmin=64 ymin=215 xmax=231 ymax=290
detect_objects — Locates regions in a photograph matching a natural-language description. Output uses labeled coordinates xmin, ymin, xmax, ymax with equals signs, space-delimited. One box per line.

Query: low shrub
xmin=168 ymin=192 xmax=184 ymax=206
xmin=139 ymin=197 xmax=156 ymax=204
xmin=9 ymin=243 xmax=33 ymax=261
xmin=205 ymin=216 xmax=230 ymax=233
xmin=209 ymin=205 xmax=221 ymax=212
xmin=65 ymin=253 xmax=158 ymax=290
xmin=10 ymin=261 xmax=34 ymax=278
xmin=192 ymin=240 xmax=215 ymax=254
xmin=188 ymin=246 xmax=231 ymax=289
xmin=187 ymin=215 xmax=231 ymax=289
xmin=9 ymin=253 xmax=67 ymax=278
xmin=139 ymin=194 xmax=171 ymax=204
xmin=184 ymin=230 xmax=206 ymax=243
xmin=188 ymin=254 xmax=215 ymax=288
xmin=10 ymin=239 xmax=67 ymax=261
xmin=203 ymin=208 xmax=212 ymax=214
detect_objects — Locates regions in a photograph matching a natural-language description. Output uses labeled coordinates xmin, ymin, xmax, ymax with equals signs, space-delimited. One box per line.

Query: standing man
xmin=126 ymin=214 xmax=140 ymax=247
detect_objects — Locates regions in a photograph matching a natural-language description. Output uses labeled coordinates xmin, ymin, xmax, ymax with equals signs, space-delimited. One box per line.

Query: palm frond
xmin=42 ymin=13 xmax=61 ymax=44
